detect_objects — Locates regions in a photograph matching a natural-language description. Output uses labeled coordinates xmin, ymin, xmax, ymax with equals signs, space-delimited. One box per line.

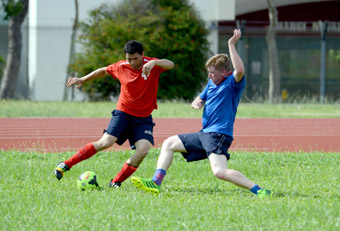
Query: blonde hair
xmin=205 ymin=54 xmax=231 ymax=72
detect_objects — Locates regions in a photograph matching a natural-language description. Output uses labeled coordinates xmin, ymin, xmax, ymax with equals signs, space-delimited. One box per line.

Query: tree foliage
xmin=69 ymin=0 xmax=210 ymax=101
xmin=1 ymin=0 xmax=24 ymax=19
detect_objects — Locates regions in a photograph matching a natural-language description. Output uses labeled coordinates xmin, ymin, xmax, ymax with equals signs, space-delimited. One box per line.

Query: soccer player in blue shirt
xmin=131 ymin=29 xmax=273 ymax=198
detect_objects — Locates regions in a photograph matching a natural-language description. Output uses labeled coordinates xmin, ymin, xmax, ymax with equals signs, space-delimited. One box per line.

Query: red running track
xmin=0 ymin=118 xmax=339 ymax=153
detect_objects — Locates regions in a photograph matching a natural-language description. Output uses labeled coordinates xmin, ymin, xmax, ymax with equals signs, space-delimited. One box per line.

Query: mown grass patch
xmin=1 ymin=149 xmax=339 ymax=230
xmin=1 ymin=100 xmax=340 ymax=118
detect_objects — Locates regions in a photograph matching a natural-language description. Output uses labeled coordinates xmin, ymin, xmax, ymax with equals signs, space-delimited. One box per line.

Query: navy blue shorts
xmin=104 ymin=110 xmax=155 ymax=149
xmin=178 ymin=132 xmax=232 ymax=162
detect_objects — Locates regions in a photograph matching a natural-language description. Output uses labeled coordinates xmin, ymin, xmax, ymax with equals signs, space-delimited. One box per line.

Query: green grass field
xmin=1 ymin=100 xmax=340 ymax=230
xmin=1 ymin=150 xmax=340 ymax=230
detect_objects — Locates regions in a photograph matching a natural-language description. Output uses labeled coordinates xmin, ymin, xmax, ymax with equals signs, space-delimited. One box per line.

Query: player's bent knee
xmin=94 ymin=139 xmax=114 ymax=150
xmin=212 ymin=169 xmax=226 ymax=180
xmin=163 ymin=135 xmax=180 ymax=150
xmin=136 ymin=147 xmax=149 ymax=157
xmin=135 ymin=141 xmax=151 ymax=156
xmin=162 ymin=138 xmax=172 ymax=149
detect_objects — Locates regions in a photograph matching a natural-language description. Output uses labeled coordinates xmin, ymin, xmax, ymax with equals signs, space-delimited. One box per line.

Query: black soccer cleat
xmin=54 ymin=162 xmax=70 ymax=180
xmin=108 ymin=180 xmax=121 ymax=188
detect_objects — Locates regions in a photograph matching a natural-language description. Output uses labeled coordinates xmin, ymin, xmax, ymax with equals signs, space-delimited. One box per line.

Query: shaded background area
xmin=220 ymin=0 xmax=340 ymax=100
xmin=0 ymin=0 xmax=339 ymax=101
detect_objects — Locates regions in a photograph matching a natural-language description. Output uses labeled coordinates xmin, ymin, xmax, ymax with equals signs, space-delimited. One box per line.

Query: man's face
xmin=207 ymin=66 xmax=227 ymax=85
xmin=126 ymin=52 xmax=144 ymax=70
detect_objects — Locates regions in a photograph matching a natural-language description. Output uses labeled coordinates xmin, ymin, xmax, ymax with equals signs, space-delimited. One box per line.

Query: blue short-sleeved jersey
xmin=199 ymin=72 xmax=246 ymax=139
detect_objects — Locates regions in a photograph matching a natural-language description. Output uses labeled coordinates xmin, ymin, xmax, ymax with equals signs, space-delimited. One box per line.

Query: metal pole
xmin=319 ymin=21 xmax=328 ymax=104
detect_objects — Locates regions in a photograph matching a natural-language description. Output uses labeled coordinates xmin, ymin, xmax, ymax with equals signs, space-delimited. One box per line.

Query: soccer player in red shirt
xmin=55 ymin=40 xmax=174 ymax=188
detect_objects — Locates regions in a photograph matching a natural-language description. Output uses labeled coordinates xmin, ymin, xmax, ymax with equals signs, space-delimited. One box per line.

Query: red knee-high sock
xmin=112 ymin=162 xmax=138 ymax=183
xmin=64 ymin=143 xmax=97 ymax=168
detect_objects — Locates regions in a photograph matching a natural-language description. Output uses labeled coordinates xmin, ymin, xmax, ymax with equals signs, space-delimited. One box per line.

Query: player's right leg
xmin=93 ymin=133 xmax=118 ymax=151
xmin=132 ymin=135 xmax=186 ymax=193
xmin=54 ymin=133 xmax=117 ymax=180
xmin=131 ymin=177 xmax=161 ymax=194
xmin=156 ymin=135 xmax=186 ymax=171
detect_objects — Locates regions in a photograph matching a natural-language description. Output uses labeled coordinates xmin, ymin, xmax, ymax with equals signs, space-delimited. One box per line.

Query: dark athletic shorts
xmin=178 ymin=132 xmax=233 ymax=162
xmin=104 ymin=110 xmax=155 ymax=149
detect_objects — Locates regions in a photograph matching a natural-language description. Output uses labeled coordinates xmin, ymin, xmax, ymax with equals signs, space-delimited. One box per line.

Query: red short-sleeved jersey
xmin=105 ymin=56 xmax=167 ymax=117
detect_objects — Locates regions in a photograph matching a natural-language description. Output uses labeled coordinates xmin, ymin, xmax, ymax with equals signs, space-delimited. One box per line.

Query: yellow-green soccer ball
xmin=77 ymin=171 xmax=100 ymax=191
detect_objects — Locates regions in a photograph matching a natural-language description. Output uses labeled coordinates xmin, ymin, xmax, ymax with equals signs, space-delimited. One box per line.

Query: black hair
xmin=124 ymin=40 xmax=144 ymax=55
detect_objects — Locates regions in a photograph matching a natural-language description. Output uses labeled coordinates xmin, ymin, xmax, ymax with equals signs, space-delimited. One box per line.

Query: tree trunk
xmin=266 ymin=0 xmax=281 ymax=103
xmin=0 ymin=0 xmax=29 ymax=99
xmin=63 ymin=0 xmax=79 ymax=101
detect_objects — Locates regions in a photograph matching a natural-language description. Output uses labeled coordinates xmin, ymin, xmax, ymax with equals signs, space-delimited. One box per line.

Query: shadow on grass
xmin=161 ymin=187 xmax=340 ymax=199
xmin=271 ymin=191 xmax=340 ymax=199
xmin=162 ymin=186 xmax=252 ymax=197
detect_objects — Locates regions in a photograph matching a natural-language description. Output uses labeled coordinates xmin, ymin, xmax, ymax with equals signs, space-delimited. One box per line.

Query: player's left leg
xmin=108 ymin=112 xmax=153 ymax=188
xmin=128 ymin=139 xmax=152 ymax=167
xmin=208 ymin=154 xmax=273 ymax=197
xmin=109 ymin=139 xmax=151 ymax=188
xmin=209 ymin=153 xmax=255 ymax=189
